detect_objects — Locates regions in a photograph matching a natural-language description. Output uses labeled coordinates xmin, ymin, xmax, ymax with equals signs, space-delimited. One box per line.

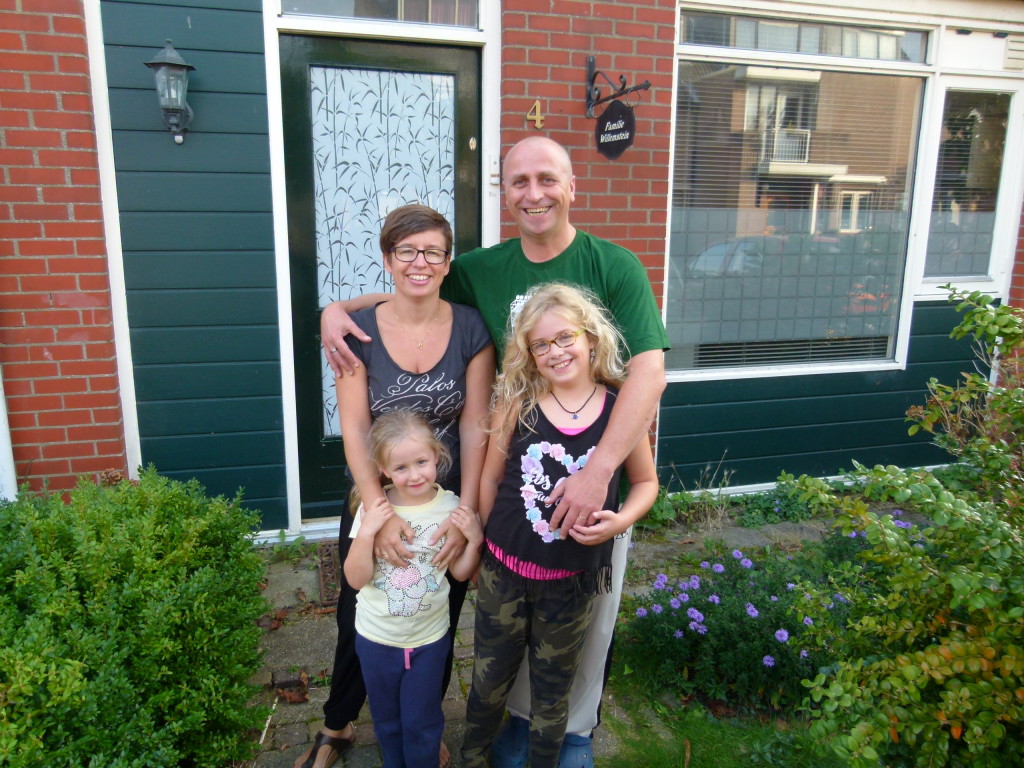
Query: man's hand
xmin=321 ymin=301 xmax=371 ymax=377
xmin=546 ymin=463 xmax=614 ymax=539
xmin=429 ymin=514 xmax=469 ymax=569
xmin=372 ymin=507 xmax=415 ymax=568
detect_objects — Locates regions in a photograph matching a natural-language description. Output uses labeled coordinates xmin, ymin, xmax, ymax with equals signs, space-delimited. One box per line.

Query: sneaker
xmin=489 ymin=715 xmax=529 ymax=768
xmin=557 ymin=733 xmax=594 ymax=768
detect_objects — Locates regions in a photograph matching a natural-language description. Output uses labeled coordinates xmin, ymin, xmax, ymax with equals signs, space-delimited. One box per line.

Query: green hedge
xmin=0 ymin=468 xmax=268 ymax=767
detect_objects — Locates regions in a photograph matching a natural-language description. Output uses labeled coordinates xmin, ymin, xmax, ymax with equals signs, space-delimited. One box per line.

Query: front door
xmin=280 ymin=35 xmax=481 ymax=521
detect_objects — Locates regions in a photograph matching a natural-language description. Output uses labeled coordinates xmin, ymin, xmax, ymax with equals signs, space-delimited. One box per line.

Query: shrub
xmin=793 ymin=467 xmax=1024 ymax=768
xmin=0 ymin=468 xmax=269 ymax=767
xmin=617 ymin=546 xmax=829 ymax=709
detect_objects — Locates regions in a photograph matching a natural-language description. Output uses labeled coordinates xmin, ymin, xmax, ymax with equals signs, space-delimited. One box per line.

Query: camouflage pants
xmin=461 ymin=557 xmax=594 ymax=768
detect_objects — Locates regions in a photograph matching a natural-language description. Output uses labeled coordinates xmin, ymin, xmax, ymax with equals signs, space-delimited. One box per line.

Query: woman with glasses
xmin=296 ymin=204 xmax=494 ymax=768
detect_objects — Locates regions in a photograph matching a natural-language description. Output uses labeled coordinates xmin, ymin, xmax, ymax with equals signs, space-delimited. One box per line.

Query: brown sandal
xmin=299 ymin=730 xmax=354 ymax=768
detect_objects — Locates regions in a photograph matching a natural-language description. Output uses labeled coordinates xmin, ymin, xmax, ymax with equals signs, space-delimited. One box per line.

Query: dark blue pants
xmin=356 ymin=633 xmax=450 ymax=768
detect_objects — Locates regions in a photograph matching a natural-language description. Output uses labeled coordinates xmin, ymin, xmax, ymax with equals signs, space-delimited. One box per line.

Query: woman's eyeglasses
xmin=528 ymin=329 xmax=585 ymax=356
xmin=390 ymin=247 xmax=450 ymax=264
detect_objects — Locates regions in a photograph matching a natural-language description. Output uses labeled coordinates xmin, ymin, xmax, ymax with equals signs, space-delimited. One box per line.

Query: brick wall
xmin=1013 ymin=202 xmax=1024 ymax=308
xmin=500 ymin=0 xmax=677 ymax=302
xmin=0 ymin=0 xmax=128 ymax=492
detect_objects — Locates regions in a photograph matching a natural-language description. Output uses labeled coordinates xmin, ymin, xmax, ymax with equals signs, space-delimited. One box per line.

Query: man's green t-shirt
xmin=441 ymin=230 xmax=669 ymax=360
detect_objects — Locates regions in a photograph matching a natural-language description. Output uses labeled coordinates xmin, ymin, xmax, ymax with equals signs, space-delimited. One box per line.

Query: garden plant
xmin=0 ymin=468 xmax=269 ymax=767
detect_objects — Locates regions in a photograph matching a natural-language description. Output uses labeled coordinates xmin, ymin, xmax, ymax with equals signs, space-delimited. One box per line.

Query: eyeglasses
xmin=390 ymin=246 xmax=450 ymax=264
xmin=528 ymin=329 xmax=585 ymax=356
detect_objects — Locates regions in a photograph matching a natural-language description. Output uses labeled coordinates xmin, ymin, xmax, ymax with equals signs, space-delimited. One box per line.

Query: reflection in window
xmin=284 ymin=0 xmax=478 ymax=27
xmin=682 ymin=12 xmax=927 ymax=64
xmin=666 ymin=62 xmax=923 ymax=370
xmin=925 ymin=91 xmax=1010 ymax=277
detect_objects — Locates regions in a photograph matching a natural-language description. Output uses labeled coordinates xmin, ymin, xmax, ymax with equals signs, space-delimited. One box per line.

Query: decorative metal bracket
xmin=585 ymin=55 xmax=651 ymax=119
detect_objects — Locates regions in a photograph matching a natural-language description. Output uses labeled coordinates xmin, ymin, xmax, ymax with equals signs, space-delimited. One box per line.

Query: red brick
xmin=36 ymin=149 xmax=97 ymax=169
xmin=33 ymin=109 xmax=94 ymax=130
xmin=55 ymin=326 xmax=111 ymax=345
xmin=20 ymin=459 xmax=72 ymax=477
xmin=571 ymin=17 xmax=613 ymax=34
xmin=83 ymin=341 xmax=116 ymax=359
xmin=6 ymin=411 xmax=38 ymax=429
xmin=72 ymin=203 xmax=102 ymax=219
xmin=20 ymin=274 xmax=77 ymax=292
xmin=43 ymin=441 xmax=97 ymax=460
xmin=15 ymin=240 xmax=69 ymax=258
xmin=31 ymin=0 xmax=85 ymax=13
xmin=528 ymin=14 xmax=571 ymax=32
xmin=22 ymin=308 xmax=81 ymax=326
xmin=71 ymin=456 xmax=127 ymax=474
xmin=8 ymin=167 xmax=66 ymax=185
xmin=92 ymin=407 xmax=123 ymax=425
xmin=12 ymin=445 xmax=43 ymax=462
xmin=0 ymin=185 xmax=38 ymax=202
xmin=94 ymin=439 xmax=127 ymax=456
xmin=0 ymin=31 xmax=26 ymax=50
xmin=69 ymin=168 xmax=98 ymax=185
xmin=528 ymin=48 xmax=572 ymax=66
xmin=58 ymin=55 xmax=89 ymax=75
xmin=595 ymin=3 xmax=634 ymax=20
xmin=2 ymin=361 xmax=60 ymax=379
xmin=2 ymin=51 xmax=56 ymax=72
xmin=60 ymin=93 xmax=92 ymax=112
xmin=1 ymin=294 xmax=54 ymax=313
xmin=0 ymin=327 xmax=55 ymax=347
xmin=62 ymin=360 xmax=115 ymax=378
xmin=0 ymin=109 xmax=31 ymax=127
xmin=81 ymin=309 xmax=112 ymax=326
xmin=67 ymin=131 xmax=96 ymax=150
xmin=67 ymin=423 xmax=124 ymax=442
xmin=0 ymin=148 xmax=38 ymax=167
xmin=74 ymin=239 xmax=107 ymax=256
xmin=11 ymin=426 xmax=67 ymax=444
xmin=50 ymin=291 xmax=106 ymax=309
xmin=42 ymin=220 xmax=104 ymax=238
xmin=24 ymin=32 xmax=84 ymax=54
xmin=38 ymin=409 xmax=90 ymax=427
xmin=33 ymin=377 xmax=88 ymax=395
xmin=14 ymin=203 xmax=70 ymax=220
xmin=46 ymin=256 xmax=107 ymax=273
xmin=88 ymin=375 xmax=119 ymax=392
xmin=6 ymin=394 xmax=64 ymax=412
xmin=28 ymin=73 xmax=89 ymax=93
xmin=63 ymin=392 xmax=119 ymax=411
xmin=0 ymin=12 xmax=51 ymax=32
xmin=0 ymin=90 xmax=58 ymax=110
xmin=52 ymin=15 xmax=86 ymax=35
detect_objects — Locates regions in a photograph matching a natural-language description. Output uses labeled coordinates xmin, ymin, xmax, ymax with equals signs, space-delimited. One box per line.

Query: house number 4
xmin=526 ymin=100 xmax=545 ymax=129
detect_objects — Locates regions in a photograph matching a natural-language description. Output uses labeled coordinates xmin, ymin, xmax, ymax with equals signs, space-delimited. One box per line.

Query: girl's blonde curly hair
xmin=491 ymin=282 xmax=627 ymax=447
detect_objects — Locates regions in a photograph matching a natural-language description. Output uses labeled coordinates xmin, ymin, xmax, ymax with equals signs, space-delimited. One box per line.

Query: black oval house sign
xmin=595 ymin=99 xmax=635 ymax=160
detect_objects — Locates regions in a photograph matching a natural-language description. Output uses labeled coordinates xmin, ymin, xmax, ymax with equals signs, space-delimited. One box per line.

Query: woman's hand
xmin=359 ymin=496 xmax=394 ymax=538
xmin=372 ymin=505 xmax=415 ymax=567
xmin=566 ymin=508 xmax=627 ymax=546
xmin=429 ymin=514 xmax=468 ymax=569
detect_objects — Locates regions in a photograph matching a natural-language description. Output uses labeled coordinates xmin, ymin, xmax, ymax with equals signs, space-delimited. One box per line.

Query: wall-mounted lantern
xmin=144 ymin=39 xmax=195 ymax=144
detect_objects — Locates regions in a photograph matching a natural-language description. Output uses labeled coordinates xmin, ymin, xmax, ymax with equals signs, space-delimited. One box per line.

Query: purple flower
xmin=677 ymin=592 xmax=690 ymax=603
xmin=800 ymin=649 xmax=809 ymax=658
xmin=740 ymin=557 xmax=753 ymax=569
xmin=674 ymin=629 xmax=684 ymax=639
xmin=699 ymin=561 xmax=711 ymax=569
xmin=686 ymin=607 xmax=704 ymax=622
xmin=775 ymin=629 xmax=789 ymax=643
xmin=712 ymin=563 xmax=725 ymax=573
xmin=894 ymin=519 xmax=913 ymax=530
xmin=732 ymin=549 xmax=744 ymax=559
xmin=651 ymin=604 xmax=663 ymax=614
xmin=745 ymin=603 xmax=759 ymax=618
xmin=848 ymin=530 xmax=859 ymax=538
xmin=803 ymin=616 xmax=814 ymax=626
xmin=770 ymin=595 xmax=779 ymax=602
xmin=653 ymin=573 xmax=669 ymax=589
xmin=763 ymin=655 xmax=775 ymax=667
xmin=892 ymin=508 xmax=903 ymax=516
xmin=635 ymin=607 xmax=648 ymax=618
xmin=708 ymin=594 xmax=720 ymax=604
xmin=834 ymin=593 xmax=849 ymax=604
xmin=786 ymin=582 xmax=796 ymax=590
xmin=669 ymin=598 xmax=681 ymax=610
xmin=688 ymin=621 xmax=708 ymax=634
xmin=689 ymin=575 xmax=701 ymax=590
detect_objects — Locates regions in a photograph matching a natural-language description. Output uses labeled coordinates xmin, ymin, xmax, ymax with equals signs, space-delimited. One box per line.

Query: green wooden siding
xmin=101 ymin=0 xmax=286 ymax=527
xmin=657 ymin=301 xmax=973 ymax=489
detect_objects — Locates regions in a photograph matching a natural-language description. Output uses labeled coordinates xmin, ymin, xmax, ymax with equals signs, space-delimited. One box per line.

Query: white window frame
xmin=666 ymin=2 xmax=1024 ymax=385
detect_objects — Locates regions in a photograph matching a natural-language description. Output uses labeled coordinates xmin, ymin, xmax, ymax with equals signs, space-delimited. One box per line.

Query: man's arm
xmin=320 ymin=294 xmax=391 ymax=376
xmin=550 ymin=348 xmax=665 ymax=537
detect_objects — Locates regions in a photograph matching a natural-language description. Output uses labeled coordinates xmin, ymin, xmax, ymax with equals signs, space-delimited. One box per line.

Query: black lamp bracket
xmin=585 ymin=55 xmax=651 ymax=119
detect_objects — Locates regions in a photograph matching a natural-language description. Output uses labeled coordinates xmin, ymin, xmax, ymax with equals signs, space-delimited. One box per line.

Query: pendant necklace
xmin=551 ymin=385 xmax=598 ymax=420
xmin=393 ymin=307 xmax=439 ymax=350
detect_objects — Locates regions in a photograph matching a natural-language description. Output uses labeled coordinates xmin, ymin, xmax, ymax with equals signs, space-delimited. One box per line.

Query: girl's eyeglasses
xmin=528 ymin=329 xmax=585 ymax=356
xmin=390 ymin=247 xmax=450 ymax=264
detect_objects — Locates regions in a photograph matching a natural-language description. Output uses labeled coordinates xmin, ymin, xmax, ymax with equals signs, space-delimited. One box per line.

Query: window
xmin=283 ymin=0 xmax=478 ymax=27
xmin=924 ymin=91 xmax=1011 ymax=277
xmin=666 ymin=62 xmax=923 ymax=370
xmin=682 ymin=12 xmax=927 ymax=64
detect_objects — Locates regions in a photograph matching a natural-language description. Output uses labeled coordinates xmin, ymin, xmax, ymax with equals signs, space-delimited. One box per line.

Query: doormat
xmin=317 ymin=539 xmax=341 ymax=606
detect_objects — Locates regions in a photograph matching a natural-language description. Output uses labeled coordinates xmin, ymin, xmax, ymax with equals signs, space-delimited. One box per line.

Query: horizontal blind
xmin=666 ymin=61 xmax=924 ymax=370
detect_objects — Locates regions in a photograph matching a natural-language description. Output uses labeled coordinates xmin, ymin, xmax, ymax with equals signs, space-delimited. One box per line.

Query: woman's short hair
xmin=379 ymin=204 xmax=453 ymax=256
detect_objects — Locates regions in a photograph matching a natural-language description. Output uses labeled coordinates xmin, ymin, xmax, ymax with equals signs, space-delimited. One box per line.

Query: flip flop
xmin=299 ymin=730 xmax=354 ymax=768
xmin=557 ymin=733 xmax=594 ymax=768
xmin=489 ymin=714 xmax=529 ymax=768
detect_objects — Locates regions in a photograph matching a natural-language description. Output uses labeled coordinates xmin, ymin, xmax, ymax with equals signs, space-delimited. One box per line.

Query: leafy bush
xmin=0 ymin=468 xmax=268 ymax=767
xmin=617 ymin=546 xmax=829 ymax=709
xmin=794 ymin=466 xmax=1024 ymax=768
